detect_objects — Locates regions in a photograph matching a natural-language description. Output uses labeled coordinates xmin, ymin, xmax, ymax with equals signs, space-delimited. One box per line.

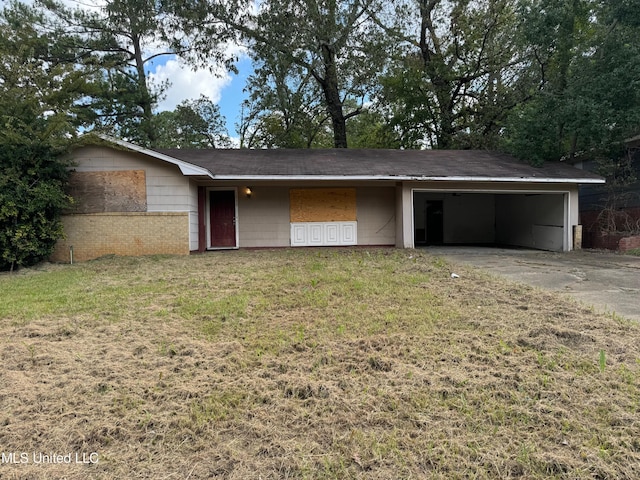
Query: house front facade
xmin=50 ymin=137 xmax=605 ymax=263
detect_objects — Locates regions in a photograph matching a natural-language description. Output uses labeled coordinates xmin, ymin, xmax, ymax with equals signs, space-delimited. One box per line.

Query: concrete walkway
xmin=426 ymin=247 xmax=640 ymax=322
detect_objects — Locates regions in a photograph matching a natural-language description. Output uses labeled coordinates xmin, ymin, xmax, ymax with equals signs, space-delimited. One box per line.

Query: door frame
xmin=207 ymin=187 xmax=239 ymax=250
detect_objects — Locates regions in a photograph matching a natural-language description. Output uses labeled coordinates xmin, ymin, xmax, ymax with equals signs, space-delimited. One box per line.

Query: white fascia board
xmin=98 ymin=134 xmax=212 ymax=177
xmin=209 ymin=174 xmax=605 ymax=184
xmin=421 ymin=176 xmax=606 ymax=184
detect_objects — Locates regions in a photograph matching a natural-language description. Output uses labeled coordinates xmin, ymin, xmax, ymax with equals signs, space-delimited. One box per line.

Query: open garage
xmin=413 ymin=190 xmax=568 ymax=251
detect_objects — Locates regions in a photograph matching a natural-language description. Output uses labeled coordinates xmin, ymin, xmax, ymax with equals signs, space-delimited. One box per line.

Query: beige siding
xmin=568 ymin=185 xmax=579 ymax=227
xmin=237 ymin=187 xmax=291 ymax=247
xmin=55 ymin=146 xmax=194 ymax=260
xmin=235 ymin=185 xmax=396 ymax=247
xmin=188 ymin=183 xmax=199 ymax=251
xmin=70 ymin=146 xmax=192 ymax=212
xmin=399 ymin=185 xmax=413 ymax=248
xmin=51 ymin=212 xmax=189 ymax=262
xmin=357 ymin=187 xmax=396 ymax=245
xmin=406 ymin=181 xmax=577 ymax=192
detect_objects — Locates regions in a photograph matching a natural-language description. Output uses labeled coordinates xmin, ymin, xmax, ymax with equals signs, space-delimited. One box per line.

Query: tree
xmin=0 ymin=2 xmax=77 ymax=271
xmin=502 ymin=0 xmax=640 ymax=164
xmin=155 ymin=96 xmax=232 ymax=148
xmin=17 ymin=0 xmax=236 ymax=147
xmin=169 ymin=0 xmax=390 ymax=148
xmin=0 ymin=143 xmax=71 ymax=272
xmin=38 ymin=0 xmax=185 ymax=146
xmin=346 ymin=107 xmax=401 ymax=149
xmin=238 ymin=51 xmax=333 ymax=148
xmin=378 ymin=0 xmax=526 ymax=149
xmin=238 ymin=49 xmax=399 ymax=149
xmin=592 ymin=147 xmax=640 ymax=235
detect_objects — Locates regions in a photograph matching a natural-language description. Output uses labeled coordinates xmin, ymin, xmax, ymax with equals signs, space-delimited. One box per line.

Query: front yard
xmin=0 ymin=249 xmax=638 ymax=479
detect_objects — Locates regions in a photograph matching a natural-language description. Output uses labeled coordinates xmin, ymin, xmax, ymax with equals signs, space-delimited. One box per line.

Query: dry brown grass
xmin=0 ymin=248 xmax=638 ymax=479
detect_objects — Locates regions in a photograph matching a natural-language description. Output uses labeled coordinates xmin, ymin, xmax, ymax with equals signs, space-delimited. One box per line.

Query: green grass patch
xmin=0 ymin=249 xmax=638 ymax=479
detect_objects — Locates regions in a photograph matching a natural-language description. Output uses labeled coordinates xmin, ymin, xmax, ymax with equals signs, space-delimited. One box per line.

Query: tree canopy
xmin=503 ymin=0 xmax=640 ymax=164
xmin=0 ymin=2 xmax=75 ymax=270
xmin=36 ymin=0 xmax=181 ymax=146
xmin=155 ymin=96 xmax=232 ymax=148
xmin=170 ymin=0 xmax=391 ymax=148
xmin=378 ymin=0 xmax=528 ymax=149
xmin=3 ymin=0 xmax=638 ymax=155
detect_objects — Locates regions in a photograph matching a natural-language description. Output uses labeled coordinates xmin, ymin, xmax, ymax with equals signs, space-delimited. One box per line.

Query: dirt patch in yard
xmin=0 ymin=249 xmax=639 ymax=479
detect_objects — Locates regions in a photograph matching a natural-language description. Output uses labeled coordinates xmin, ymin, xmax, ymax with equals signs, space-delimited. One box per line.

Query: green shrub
xmin=0 ymin=142 xmax=70 ymax=272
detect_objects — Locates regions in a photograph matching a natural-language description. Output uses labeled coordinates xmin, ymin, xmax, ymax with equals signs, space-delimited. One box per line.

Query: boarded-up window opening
xmin=289 ymin=188 xmax=356 ymax=222
xmin=66 ymin=170 xmax=147 ymax=214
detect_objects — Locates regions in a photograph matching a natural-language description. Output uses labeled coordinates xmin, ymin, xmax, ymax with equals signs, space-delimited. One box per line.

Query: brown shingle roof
xmin=152 ymin=148 xmax=604 ymax=183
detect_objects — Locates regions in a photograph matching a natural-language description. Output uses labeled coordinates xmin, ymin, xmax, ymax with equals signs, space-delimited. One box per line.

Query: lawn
xmin=0 ymin=248 xmax=638 ymax=479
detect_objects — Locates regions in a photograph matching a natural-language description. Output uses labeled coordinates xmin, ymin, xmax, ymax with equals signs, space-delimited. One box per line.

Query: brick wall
xmin=582 ymin=231 xmax=640 ymax=251
xmin=50 ymin=212 xmax=190 ymax=262
xmin=581 ymin=206 xmax=640 ymax=250
xmin=583 ymin=231 xmax=624 ymax=250
xmin=619 ymin=235 xmax=640 ymax=251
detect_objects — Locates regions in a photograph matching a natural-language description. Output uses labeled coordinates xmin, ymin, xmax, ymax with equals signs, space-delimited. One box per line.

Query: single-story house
xmin=50 ymin=136 xmax=605 ymax=262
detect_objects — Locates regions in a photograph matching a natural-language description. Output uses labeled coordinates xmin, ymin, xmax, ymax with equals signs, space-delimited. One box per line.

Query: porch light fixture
xmin=245 ymin=187 xmax=252 ymax=199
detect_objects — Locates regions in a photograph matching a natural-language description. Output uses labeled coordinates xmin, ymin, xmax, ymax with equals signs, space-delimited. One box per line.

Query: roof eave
xmin=98 ymin=135 xmax=213 ymax=177
xmin=208 ymin=174 xmax=605 ymax=184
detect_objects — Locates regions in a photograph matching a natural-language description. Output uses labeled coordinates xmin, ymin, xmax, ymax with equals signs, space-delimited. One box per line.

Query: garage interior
xmin=413 ymin=191 xmax=567 ymax=251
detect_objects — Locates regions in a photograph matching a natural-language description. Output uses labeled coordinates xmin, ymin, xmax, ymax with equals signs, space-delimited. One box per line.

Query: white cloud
xmin=150 ymin=59 xmax=232 ymax=112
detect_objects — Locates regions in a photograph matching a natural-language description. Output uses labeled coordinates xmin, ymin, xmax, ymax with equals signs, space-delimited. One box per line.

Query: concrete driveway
xmin=425 ymin=247 xmax=640 ymax=322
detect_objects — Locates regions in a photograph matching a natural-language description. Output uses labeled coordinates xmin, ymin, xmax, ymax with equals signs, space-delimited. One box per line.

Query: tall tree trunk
xmin=132 ymin=33 xmax=156 ymax=147
xmin=433 ymin=82 xmax=455 ymax=149
xmin=319 ymin=43 xmax=348 ymax=148
xmin=418 ymin=0 xmax=456 ymax=149
xmin=551 ymin=2 xmax=578 ymax=157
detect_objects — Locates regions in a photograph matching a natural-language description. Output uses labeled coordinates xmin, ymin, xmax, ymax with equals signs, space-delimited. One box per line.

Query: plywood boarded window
xmin=289 ymin=188 xmax=356 ymax=222
xmin=66 ymin=170 xmax=147 ymax=214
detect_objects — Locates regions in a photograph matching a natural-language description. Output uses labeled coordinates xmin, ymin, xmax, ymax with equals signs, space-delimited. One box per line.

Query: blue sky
xmin=150 ymin=53 xmax=253 ymax=143
xmin=217 ymin=57 xmax=253 ymax=139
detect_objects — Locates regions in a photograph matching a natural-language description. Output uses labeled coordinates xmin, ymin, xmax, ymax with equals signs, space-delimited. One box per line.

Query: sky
xmin=148 ymin=54 xmax=253 ymax=142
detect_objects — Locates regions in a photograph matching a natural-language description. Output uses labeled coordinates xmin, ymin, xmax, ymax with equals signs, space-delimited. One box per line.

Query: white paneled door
xmin=290 ymin=222 xmax=357 ymax=247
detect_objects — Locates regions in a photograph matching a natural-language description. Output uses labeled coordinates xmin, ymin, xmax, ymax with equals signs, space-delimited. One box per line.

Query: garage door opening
xmin=413 ymin=191 xmax=567 ymax=251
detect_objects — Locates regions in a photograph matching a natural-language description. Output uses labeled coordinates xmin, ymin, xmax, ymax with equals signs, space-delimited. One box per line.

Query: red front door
xmin=210 ymin=190 xmax=236 ymax=248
